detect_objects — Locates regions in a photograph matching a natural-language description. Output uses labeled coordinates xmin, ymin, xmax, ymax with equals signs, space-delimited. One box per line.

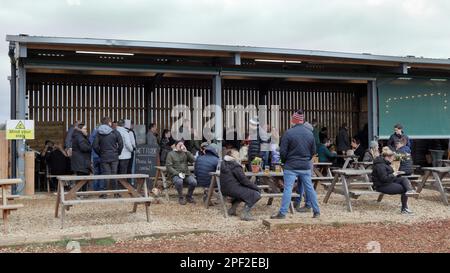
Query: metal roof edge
xmin=6 ymin=34 xmax=450 ymax=66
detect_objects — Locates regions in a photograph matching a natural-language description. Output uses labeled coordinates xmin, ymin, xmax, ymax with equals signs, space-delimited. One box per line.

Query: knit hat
xmin=291 ymin=110 xmax=304 ymax=125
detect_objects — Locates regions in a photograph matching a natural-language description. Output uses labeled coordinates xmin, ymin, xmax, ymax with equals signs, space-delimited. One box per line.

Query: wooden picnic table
xmin=323 ymin=169 xmax=382 ymax=212
xmin=417 ymin=167 xmax=450 ymax=206
xmin=154 ymin=166 xmax=195 ymax=201
xmin=55 ymin=174 xmax=153 ymax=228
xmin=336 ymin=155 xmax=360 ymax=169
xmin=205 ymin=170 xmax=301 ymax=218
xmin=0 ymin=179 xmax=24 ymax=234
xmin=351 ymin=161 xmax=373 ymax=170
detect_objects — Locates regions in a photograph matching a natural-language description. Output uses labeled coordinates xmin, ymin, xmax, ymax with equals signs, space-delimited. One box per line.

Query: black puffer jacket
xmin=71 ymin=129 xmax=92 ymax=173
xmin=371 ymin=156 xmax=396 ymax=189
xmin=93 ymin=125 xmax=124 ymax=163
xmin=220 ymin=159 xmax=260 ymax=199
xmin=248 ymin=128 xmax=261 ymax=163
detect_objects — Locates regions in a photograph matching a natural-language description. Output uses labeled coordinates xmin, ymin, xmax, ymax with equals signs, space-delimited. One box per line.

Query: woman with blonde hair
xmin=372 ymin=146 xmax=418 ymax=214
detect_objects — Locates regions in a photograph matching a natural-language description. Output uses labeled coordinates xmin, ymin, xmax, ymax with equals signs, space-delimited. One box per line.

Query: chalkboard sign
xmin=135 ymin=143 xmax=159 ymax=188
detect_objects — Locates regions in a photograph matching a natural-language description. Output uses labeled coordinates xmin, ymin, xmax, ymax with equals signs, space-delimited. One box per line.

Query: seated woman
xmin=318 ymin=138 xmax=337 ymax=163
xmin=220 ymin=149 xmax=261 ymax=221
xmin=395 ymin=137 xmax=413 ymax=176
xmin=362 ymin=141 xmax=380 ymax=162
xmin=372 ymin=147 xmax=418 ymax=214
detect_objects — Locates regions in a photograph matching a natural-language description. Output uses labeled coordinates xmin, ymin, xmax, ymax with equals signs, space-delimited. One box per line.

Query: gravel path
xmin=0 ymin=186 xmax=449 ymax=247
xmin=2 ymin=220 xmax=449 ymax=253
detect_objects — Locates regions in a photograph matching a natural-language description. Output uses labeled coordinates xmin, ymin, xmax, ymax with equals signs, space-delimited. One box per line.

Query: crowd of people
xmin=40 ymin=112 xmax=419 ymax=220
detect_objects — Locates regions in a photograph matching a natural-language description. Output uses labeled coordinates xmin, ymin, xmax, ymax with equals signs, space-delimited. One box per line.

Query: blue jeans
xmin=295 ymin=181 xmax=311 ymax=208
xmin=279 ymin=169 xmax=320 ymax=215
xmin=92 ymin=159 xmax=105 ymax=191
xmin=294 ymin=161 xmax=314 ymax=207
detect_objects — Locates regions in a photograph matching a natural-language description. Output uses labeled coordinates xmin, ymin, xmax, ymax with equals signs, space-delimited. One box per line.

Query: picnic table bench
xmin=205 ymin=171 xmax=300 ymax=218
xmin=323 ymin=169 xmax=382 ymax=212
xmin=438 ymin=159 xmax=450 ymax=167
xmin=154 ymin=166 xmax=195 ymax=201
xmin=0 ymin=179 xmax=24 ymax=234
xmin=55 ymin=174 xmax=153 ymax=228
xmin=417 ymin=167 xmax=450 ymax=205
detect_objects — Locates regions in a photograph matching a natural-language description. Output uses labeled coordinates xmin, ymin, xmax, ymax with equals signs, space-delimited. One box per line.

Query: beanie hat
xmin=291 ymin=110 xmax=304 ymax=125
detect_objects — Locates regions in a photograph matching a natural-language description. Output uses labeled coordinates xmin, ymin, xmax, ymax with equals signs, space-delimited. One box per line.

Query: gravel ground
xmin=0 ymin=186 xmax=449 ymax=246
xmin=2 ymin=220 xmax=449 ymax=253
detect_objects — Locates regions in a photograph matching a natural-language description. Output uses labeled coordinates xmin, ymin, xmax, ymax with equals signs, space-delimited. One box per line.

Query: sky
xmin=1 ymin=0 xmax=450 ymax=123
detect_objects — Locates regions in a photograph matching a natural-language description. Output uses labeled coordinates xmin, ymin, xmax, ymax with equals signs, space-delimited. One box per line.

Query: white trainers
xmin=401 ymin=208 xmax=414 ymax=215
xmin=405 ymin=190 xmax=419 ymax=197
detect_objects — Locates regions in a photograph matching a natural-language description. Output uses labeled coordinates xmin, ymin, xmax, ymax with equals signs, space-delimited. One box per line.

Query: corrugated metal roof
xmin=6 ymin=34 xmax=450 ymax=66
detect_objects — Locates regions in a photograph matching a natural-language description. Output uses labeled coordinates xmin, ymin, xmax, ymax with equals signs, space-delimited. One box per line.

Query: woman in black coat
xmin=71 ymin=124 xmax=92 ymax=191
xmin=220 ymin=149 xmax=261 ymax=221
xmin=371 ymin=147 xmax=417 ymax=214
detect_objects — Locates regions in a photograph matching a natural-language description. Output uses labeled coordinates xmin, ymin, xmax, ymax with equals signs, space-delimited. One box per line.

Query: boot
xmin=241 ymin=205 xmax=256 ymax=221
xmin=228 ymin=201 xmax=240 ymax=216
xmin=186 ymin=186 xmax=196 ymax=203
xmin=175 ymin=183 xmax=186 ymax=205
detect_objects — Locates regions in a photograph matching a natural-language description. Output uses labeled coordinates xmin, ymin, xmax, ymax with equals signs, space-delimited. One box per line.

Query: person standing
xmin=247 ymin=117 xmax=261 ymax=170
xmin=125 ymin=120 xmax=137 ymax=175
xmin=89 ymin=125 xmax=105 ymax=196
xmin=388 ymin=123 xmax=411 ymax=150
xmin=166 ymin=141 xmax=197 ymax=205
xmin=159 ymin=129 xmax=174 ymax=165
xmin=146 ymin=123 xmax=159 ymax=146
xmin=311 ymin=119 xmax=320 ymax=151
xmin=64 ymin=120 xmax=80 ymax=157
xmin=116 ymin=120 xmax=135 ymax=175
xmin=71 ymin=123 xmax=92 ymax=192
xmin=93 ymin=117 xmax=124 ymax=195
xmin=336 ymin=123 xmax=350 ymax=155
xmin=271 ymin=110 xmax=320 ymax=219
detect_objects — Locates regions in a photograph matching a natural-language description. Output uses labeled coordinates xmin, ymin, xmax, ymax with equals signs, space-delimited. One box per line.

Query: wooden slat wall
xmin=150 ymin=81 xmax=213 ymax=133
xmin=268 ymin=87 xmax=359 ymax=141
xmin=27 ymin=80 xmax=146 ymax=133
xmin=26 ymin=75 xmax=362 ymax=145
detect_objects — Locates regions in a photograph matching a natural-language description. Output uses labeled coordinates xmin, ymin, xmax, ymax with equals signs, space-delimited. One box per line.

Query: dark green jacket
xmin=166 ymin=150 xmax=195 ymax=178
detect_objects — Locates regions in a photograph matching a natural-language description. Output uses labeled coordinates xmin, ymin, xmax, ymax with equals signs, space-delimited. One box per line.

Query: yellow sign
xmin=6 ymin=120 xmax=35 ymax=140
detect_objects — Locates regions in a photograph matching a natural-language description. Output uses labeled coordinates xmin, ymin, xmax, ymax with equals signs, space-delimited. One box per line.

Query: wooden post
xmin=0 ymin=131 xmax=8 ymax=179
xmin=24 ymin=151 xmax=35 ymax=195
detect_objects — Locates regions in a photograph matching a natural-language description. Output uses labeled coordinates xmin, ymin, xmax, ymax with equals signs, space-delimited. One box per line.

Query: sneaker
xmin=178 ymin=197 xmax=187 ymax=205
xmin=313 ymin=212 xmax=321 ymax=218
xmin=270 ymin=213 xmax=286 ymax=219
xmin=405 ymin=190 xmax=419 ymax=197
xmin=295 ymin=206 xmax=312 ymax=213
xmin=99 ymin=194 xmax=107 ymax=199
xmin=401 ymin=208 xmax=414 ymax=215
xmin=114 ymin=193 xmax=121 ymax=198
